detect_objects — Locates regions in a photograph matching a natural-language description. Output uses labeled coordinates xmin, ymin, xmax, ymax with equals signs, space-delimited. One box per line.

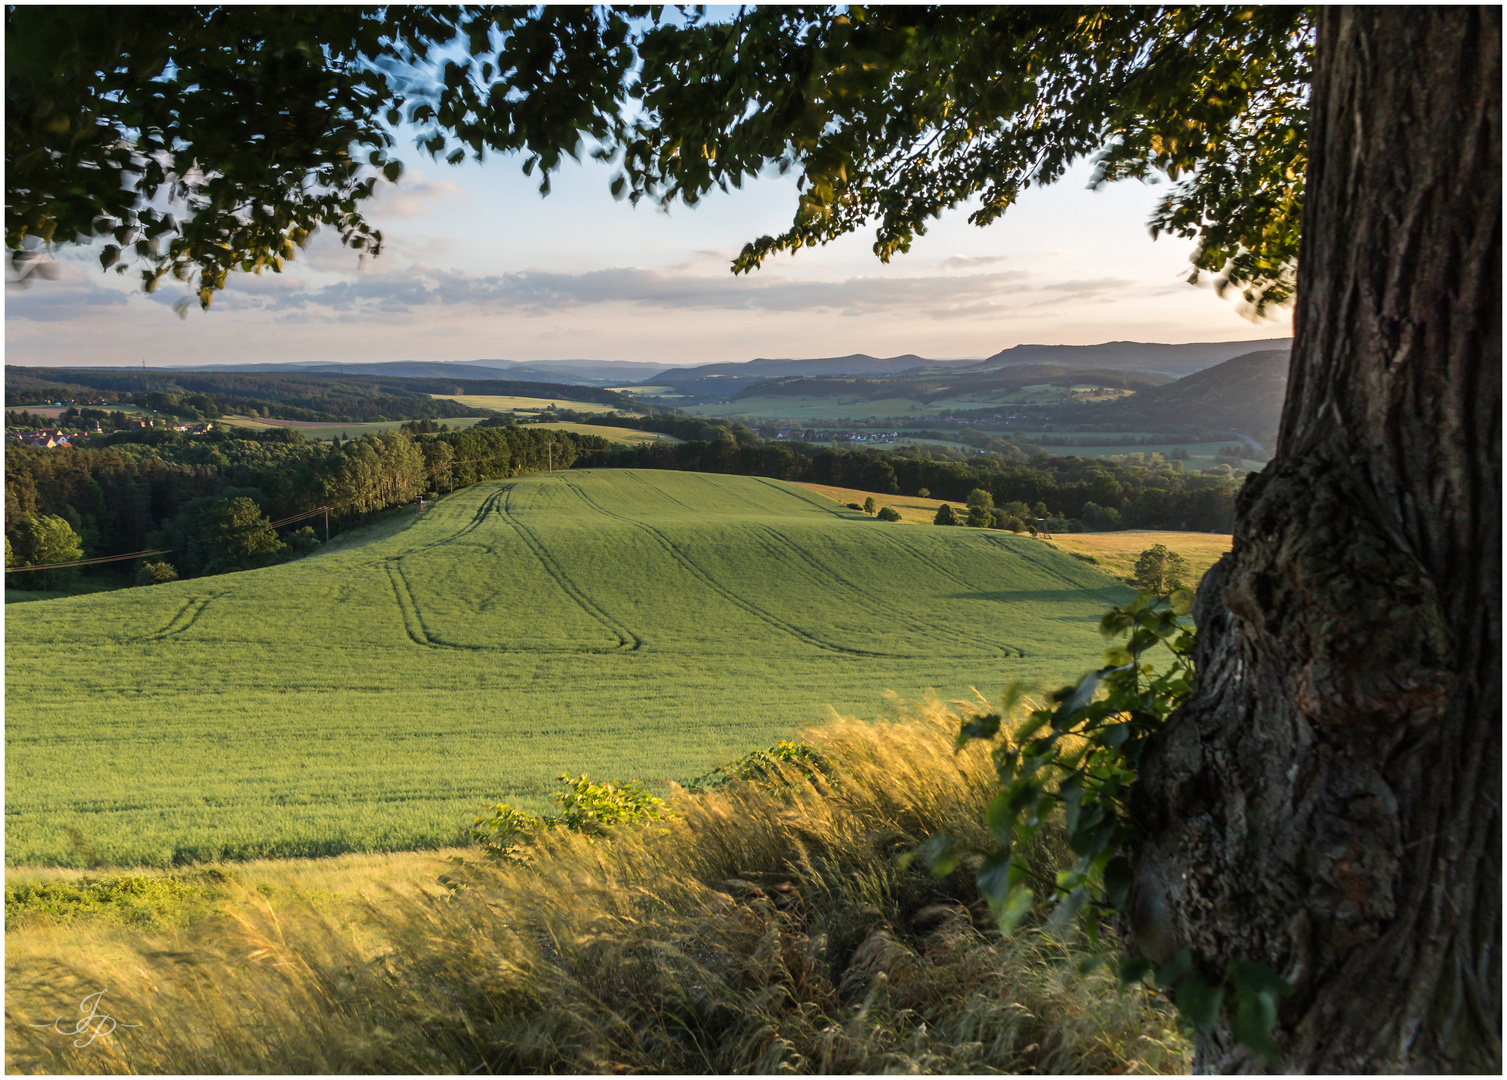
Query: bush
xmin=135 ymin=562 xmax=179 ymax=586
xmin=876 ymin=506 xmax=902 ymax=522
xmin=283 ymin=526 xmax=322 ymax=559
xmin=966 ymin=504 xmax=993 ymax=528
xmin=916 ymin=487 xmax=930 ymax=498
xmin=473 ymin=773 xmax=670 ymax=861
xmin=846 ymin=502 xmax=863 ymax=511
xmin=933 ymin=503 xmax=960 ymax=526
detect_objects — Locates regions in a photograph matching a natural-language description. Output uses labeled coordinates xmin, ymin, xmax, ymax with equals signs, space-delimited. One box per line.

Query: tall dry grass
xmin=6 ymin=699 xmax=1189 ymax=1074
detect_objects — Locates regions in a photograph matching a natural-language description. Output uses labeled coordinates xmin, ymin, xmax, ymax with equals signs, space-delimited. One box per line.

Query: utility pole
xmin=324 ymin=507 xmax=330 ymax=543
xmin=547 ymin=441 xmax=554 ymax=474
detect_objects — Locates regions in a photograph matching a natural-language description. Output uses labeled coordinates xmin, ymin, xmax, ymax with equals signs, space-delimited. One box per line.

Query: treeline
xmin=5 ymin=425 xmax=609 ymax=584
xmin=577 ymin=440 xmax=1241 ymax=532
xmin=4 ymin=367 xmax=633 ymax=424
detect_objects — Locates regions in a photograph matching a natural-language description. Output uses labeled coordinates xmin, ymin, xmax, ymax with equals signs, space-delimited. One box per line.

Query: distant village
xmin=5 ymin=398 xmax=217 ymax=447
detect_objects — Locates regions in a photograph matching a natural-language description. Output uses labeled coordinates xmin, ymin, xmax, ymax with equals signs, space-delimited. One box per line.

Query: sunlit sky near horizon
xmin=5 ymin=146 xmax=1292 ymax=371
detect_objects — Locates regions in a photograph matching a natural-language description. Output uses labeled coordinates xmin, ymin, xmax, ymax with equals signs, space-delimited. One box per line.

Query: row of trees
xmin=5 ymin=424 xmax=611 ymax=586
xmin=579 ymin=440 xmax=1241 ymax=533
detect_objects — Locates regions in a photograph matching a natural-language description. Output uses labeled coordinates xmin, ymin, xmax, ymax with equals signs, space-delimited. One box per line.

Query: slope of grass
xmin=431 ymin=392 xmax=625 ymax=413
xmin=6 ymin=470 xmax=1130 ymax=867
xmin=526 ymin=420 xmax=684 ymax=445
xmin=796 ymin=481 xmax=952 ymax=523
xmin=5 ymin=707 xmax=1189 ymax=1075
xmin=1042 ymin=531 xmax=1232 ymax=586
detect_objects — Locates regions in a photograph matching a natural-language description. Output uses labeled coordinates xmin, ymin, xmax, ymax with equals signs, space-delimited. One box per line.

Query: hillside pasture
xmin=6 ymin=470 xmax=1131 ymax=868
xmin=431 ymin=393 xmax=627 ymax=413
xmin=217 ymin=415 xmax=492 ymax=441
xmin=525 ymin=421 xmax=684 ymax=445
xmin=1042 ymin=531 xmax=1233 ymax=586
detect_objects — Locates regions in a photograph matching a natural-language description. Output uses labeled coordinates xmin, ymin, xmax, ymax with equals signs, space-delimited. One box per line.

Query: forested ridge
xmin=4 ymin=423 xmax=609 ymax=580
xmin=4 ymin=366 xmax=632 ymax=424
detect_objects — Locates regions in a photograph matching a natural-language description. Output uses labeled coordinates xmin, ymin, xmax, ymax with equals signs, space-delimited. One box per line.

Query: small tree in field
xmin=933 ymin=504 xmax=960 ymax=526
xmin=1130 ymin=543 xmax=1190 ymax=597
xmin=135 ymin=561 xmax=178 ymax=586
xmin=876 ymin=506 xmax=901 ymax=521
xmin=862 ymin=496 xmax=877 ymax=515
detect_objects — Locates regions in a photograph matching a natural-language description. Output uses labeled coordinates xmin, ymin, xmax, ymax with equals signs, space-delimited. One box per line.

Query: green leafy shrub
xmin=135 ymin=561 xmax=179 ymax=586
xmin=876 ymin=506 xmax=902 ymax=522
xmin=687 ymin=739 xmax=833 ymax=792
xmin=473 ymin=773 xmax=670 ymax=861
xmin=933 ymin=503 xmax=960 ymax=526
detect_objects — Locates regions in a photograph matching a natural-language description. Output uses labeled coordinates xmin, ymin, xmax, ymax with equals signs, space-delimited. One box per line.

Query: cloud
xmin=935 ymin=254 xmax=1010 ymax=270
xmin=257 ymin=263 xmax=1050 ymax=320
xmin=367 ymin=174 xmax=467 ymax=221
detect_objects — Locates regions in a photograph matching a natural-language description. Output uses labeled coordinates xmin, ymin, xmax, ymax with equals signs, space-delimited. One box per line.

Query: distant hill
xmin=977 ymin=338 xmax=1292 ymax=377
xmin=649 ymin=353 xmax=980 ymax=401
xmin=94 ymin=358 xmax=677 ymax=388
xmin=1093 ymin=349 xmax=1291 ymax=448
xmin=4 ymin=366 xmax=635 ymax=423
xmin=736 ymin=363 xmax=1171 ymax=402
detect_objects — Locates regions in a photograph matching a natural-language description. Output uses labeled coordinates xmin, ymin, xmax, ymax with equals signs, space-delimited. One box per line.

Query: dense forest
xmin=4 ymin=367 xmax=633 ymax=424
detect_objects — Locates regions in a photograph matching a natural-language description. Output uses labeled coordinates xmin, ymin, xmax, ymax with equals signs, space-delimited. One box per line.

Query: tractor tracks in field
xmin=135 ymin=592 xmax=224 ymax=642
xmin=558 ymin=477 xmax=906 ymax=659
xmin=382 ymin=482 xmax=642 ymax=654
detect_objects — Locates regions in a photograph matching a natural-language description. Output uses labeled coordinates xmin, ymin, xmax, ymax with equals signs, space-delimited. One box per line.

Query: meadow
xmin=796 ymin=482 xmax=1232 ymax=583
xmin=6 ymin=470 xmax=1131 ymax=869
xmin=5 ymin=707 xmax=1188 ymax=1074
xmin=526 ymin=420 xmax=684 ymax=445
xmin=216 ymin=415 xmax=493 ymax=441
xmin=429 ymin=392 xmax=627 ymax=413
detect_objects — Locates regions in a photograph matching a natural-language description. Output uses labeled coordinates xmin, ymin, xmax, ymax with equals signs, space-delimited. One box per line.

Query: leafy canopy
xmin=8 ymin=5 xmax=1310 ymax=312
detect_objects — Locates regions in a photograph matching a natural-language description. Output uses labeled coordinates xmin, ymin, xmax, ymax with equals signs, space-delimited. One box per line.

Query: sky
xmin=5 ymin=147 xmax=1293 ymax=371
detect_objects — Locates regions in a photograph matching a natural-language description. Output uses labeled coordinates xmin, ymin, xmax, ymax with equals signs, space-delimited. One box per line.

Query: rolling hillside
xmin=6 ymin=470 xmax=1131 ymax=868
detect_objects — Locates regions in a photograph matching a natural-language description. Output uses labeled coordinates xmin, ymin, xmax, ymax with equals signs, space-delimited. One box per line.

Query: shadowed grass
xmin=6 ymin=703 xmax=1188 ymax=1074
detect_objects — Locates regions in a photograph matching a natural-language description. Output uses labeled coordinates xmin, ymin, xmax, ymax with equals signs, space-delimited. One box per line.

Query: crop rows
xmin=6 ymin=470 xmax=1130 ymax=866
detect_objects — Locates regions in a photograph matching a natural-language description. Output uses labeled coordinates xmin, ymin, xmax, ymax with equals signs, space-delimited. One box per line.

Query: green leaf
xmin=984 ymin=788 xmax=1014 ymax=844
xmin=976 ymin=849 xmax=1012 ymax=907
xmin=1228 ymin=961 xmax=1293 ymax=1064
xmin=1175 ymin=971 xmax=1224 ymax=1035
xmin=1078 ymin=952 xmax=1110 ymax=976
xmin=958 ymin=711 xmax=1001 ymax=747
xmin=917 ymin=832 xmax=959 ymax=878
xmin=997 ymin=884 xmax=1034 ymax=935
xmin=1155 ymin=948 xmax=1192 ymax=988
xmin=1117 ymin=954 xmax=1153 ymax=991
xmin=1103 ymin=856 xmax=1133 ymax=911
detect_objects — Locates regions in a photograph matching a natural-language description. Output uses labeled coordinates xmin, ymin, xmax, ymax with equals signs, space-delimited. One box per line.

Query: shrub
xmin=687 ymin=739 xmax=834 ymax=792
xmin=916 ymin=487 xmax=930 ymax=498
xmin=966 ymin=504 xmax=993 ymax=528
xmin=846 ymin=502 xmax=863 ymax=511
xmin=933 ymin=503 xmax=960 ymax=526
xmin=135 ymin=562 xmax=179 ymax=586
xmin=876 ymin=506 xmax=902 ymax=522
xmin=473 ymin=773 xmax=670 ymax=861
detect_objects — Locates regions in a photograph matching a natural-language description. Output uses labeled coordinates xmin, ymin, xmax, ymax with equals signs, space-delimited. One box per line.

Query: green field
xmin=6 ymin=470 xmax=1131 ymax=868
xmin=431 ymin=393 xmax=625 ymax=413
xmin=217 ymin=415 xmax=493 ymax=441
xmin=527 ymin=421 xmax=684 ymax=445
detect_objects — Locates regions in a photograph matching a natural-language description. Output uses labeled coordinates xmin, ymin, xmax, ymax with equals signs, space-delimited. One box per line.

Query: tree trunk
xmin=1128 ymin=8 xmax=1500 ymax=1073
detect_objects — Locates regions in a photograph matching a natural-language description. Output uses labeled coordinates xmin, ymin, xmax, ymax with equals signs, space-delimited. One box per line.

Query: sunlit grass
xmin=7 ymin=470 xmax=1131 ymax=868
xmin=5 ymin=706 xmax=1190 ymax=1075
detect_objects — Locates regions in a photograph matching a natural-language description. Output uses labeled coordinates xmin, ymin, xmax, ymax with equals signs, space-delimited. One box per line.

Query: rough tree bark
xmin=1128 ymin=8 xmax=1500 ymax=1073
